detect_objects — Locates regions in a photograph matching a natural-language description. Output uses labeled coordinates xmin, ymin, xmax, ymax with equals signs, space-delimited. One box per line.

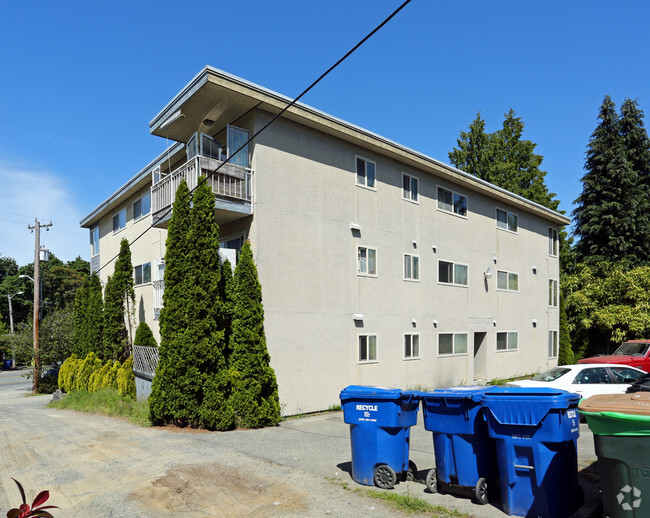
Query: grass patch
xmin=48 ymin=388 xmax=151 ymax=427
xmin=488 ymin=372 xmax=539 ymax=386
xmin=328 ymin=479 xmax=468 ymax=517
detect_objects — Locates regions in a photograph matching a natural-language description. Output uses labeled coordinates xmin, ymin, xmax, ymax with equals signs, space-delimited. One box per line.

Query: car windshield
xmin=614 ymin=342 xmax=649 ymax=356
xmin=530 ymin=367 xmax=571 ymax=382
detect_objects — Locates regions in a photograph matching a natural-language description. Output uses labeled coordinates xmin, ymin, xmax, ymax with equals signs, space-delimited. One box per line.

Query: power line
xmin=97 ymin=0 xmax=412 ymax=273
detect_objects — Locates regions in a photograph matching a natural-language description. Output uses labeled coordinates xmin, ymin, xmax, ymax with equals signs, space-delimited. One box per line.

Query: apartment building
xmin=81 ymin=66 xmax=569 ymax=415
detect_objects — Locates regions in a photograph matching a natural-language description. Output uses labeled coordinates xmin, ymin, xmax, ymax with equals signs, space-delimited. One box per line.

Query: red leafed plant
xmin=5 ymin=479 xmax=59 ymax=518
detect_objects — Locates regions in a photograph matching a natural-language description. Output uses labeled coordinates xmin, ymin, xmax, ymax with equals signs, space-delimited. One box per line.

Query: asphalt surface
xmin=0 ymin=369 xmax=603 ymax=517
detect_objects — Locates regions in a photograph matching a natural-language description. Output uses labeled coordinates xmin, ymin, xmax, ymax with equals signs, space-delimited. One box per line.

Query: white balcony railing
xmin=151 ymin=156 xmax=252 ymax=215
xmin=153 ymin=279 xmax=164 ymax=318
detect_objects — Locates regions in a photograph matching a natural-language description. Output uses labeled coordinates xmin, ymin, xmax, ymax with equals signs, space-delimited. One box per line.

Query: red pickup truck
xmin=578 ymin=340 xmax=650 ymax=372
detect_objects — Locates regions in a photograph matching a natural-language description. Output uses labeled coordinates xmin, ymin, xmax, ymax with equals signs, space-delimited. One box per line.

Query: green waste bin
xmin=579 ymin=393 xmax=650 ymax=518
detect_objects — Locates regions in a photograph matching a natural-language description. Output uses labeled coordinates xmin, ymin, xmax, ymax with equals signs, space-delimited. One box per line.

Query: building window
xmin=549 ymin=227 xmax=558 ymax=256
xmin=548 ymin=330 xmax=558 ymax=358
xmin=404 ymin=334 xmax=420 ymax=359
xmin=133 ymin=192 xmax=151 ymax=221
xmin=549 ymin=279 xmax=558 ymax=307
xmin=439 ymin=260 xmax=468 ymax=286
xmin=358 ymin=246 xmax=377 ymax=276
xmin=359 ymin=334 xmax=377 ymax=363
xmin=438 ymin=333 xmax=468 ymax=356
xmin=112 ymin=209 xmax=126 ymax=233
xmin=496 ymin=208 xmax=518 ymax=232
xmin=497 ymin=270 xmax=519 ymax=291
xmin=134 ymin=262 xmax=152 ymax=285
xmin=90 ymin=226 xmax=99 ymax=257
xmin=404 ymin=254 xmax=420 ymax=281
xmin=356 ymin=157 xmax=376 ymax=189
xmin=497 ymin=331 xmax=518 ymax=351
xmin=402 ymin=173 xmax=418 ymax=202
xmin=437 ymin=187 xmax=467 ymax=217
xmin=227 ymin=125 xmax=250 ymax=168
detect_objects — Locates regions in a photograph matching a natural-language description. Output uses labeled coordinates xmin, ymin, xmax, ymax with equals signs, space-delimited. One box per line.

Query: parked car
xmin=577 ymin=340 xmax=650 ymax=372
xmin=507 ymin=364 xmax=646 ymax=400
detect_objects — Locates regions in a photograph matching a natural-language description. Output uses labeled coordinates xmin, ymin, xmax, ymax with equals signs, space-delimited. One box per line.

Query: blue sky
xmin=1 ymin=1 xmax=649 ymax=266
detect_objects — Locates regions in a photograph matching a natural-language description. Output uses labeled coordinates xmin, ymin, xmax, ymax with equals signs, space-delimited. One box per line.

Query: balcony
xmin=151 ymin=155 xmax=252 ymax=227
xmin=153 ymin=279 xmax=164 ymax=319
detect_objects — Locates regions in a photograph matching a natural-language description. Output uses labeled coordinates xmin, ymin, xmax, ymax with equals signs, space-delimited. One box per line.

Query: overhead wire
xmin=97 ymin=0 xmax=413 ymax=274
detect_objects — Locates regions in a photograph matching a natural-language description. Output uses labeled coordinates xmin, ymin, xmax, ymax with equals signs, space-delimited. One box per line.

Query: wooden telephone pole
xmin=28 ymin=218 xmax=52 ymax=394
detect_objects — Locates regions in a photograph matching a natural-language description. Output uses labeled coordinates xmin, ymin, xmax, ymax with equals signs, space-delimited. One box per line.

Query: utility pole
xmin=28 ymin=218 xmax=52 ymax=394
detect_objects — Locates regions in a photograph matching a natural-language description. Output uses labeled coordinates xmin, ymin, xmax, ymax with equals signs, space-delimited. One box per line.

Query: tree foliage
xmin=133 ymin=321 xmax=157 ymax=348
xmin=229 ymin=241 xmax=281 ymax=428
xmin=73 ymin=273 xmax=103 ymax=357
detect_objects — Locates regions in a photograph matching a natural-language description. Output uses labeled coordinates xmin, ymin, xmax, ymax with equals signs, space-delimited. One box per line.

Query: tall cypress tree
xmin=229 ymin=241 xmax=281 ymax=428
xmin=73 ymin=280 xmax=88 ymax=356
xmin=573 ymin=96 xmax=641 ymax=265
xmin=85 ymin=273 xmax=103 ymax=355
xmin=149 ymin=180 xmax=192 ymax=425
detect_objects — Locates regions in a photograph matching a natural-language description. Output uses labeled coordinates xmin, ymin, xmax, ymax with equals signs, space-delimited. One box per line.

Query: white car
xmin=507 ymin=364 xmax=646 ymax=400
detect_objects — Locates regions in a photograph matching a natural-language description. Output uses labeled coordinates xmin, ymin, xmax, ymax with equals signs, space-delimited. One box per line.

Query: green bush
xmin=103 ymin=360 xmax=120 ymax=390
xmin=58 ymin=355 xmax=81 ymax=393
xmin=134 ymin=322 xmax=157 ymax=347
xmin=73 ymin=352 xmax=99 ymax=392
xmin=117 ymin=355 xmax=136 ymax=399
xmin=91 ymin=361 xmax=112 ymax=392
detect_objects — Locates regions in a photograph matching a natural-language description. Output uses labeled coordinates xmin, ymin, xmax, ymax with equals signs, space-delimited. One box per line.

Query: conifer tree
xmin=229 ymin=241 xmax=281 ymax=428
xmin=81 ymin=273 xmax=103 ymax=356
xmin=573 ymin=96 xmax=641 ymax=265
xmin=73 ymin=280 xmax=88 ymax=356
xmin=218 ymin=259 xmax=235 ymax=353
xmin=558 ymin=295 xmax=575 ymax=365
xmin=133 ymin=321 xmax=157 ymax=347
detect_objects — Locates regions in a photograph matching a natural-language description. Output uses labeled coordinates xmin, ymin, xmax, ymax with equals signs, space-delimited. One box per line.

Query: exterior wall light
xmin=484 ymin=268 xmax=492 ymax=279
xmin=350 ymin=223 xmax=361 ymax=231
xmin=532 ymin=319 xmax=538 ymax=327
xmin=432 ymin=245 xmax=437 ymax=252
xmin=532 ymin=265 xmax=537 ymax=274
xmin=411 ymin=319 xmax=417 ymax=326
xmin=353 ymin=314 xmax=364 ymax=321
xmin=433 ymin=320 xmax=438 ymax=327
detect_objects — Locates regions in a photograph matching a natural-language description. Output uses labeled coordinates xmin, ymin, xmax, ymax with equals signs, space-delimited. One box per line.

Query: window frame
xmin=497 ymin=331 xmax=519 ymax=352
xmin=112 ymin=208 xmax=126 ymax=234
xmin=496 ymin=208 xmax=518 ymax=233
xmin=548 ymin=227 xmax=559 ymax=257
xmin=403 ymin=253 xmax=420 ymax=281
xmin=358 ymin=334 xmax=378 ymax=363
xmin=134 ymin=262 xmax=152 ymax=286
xmin=404 ymin=333 xmax=420 ymax=360
xmin=90 ymin=226 xmax=99 ymax=257
xmin=497 ymin=270 xmax=519 ymax=292
xmin=549 ymin=279 xmax=559 ymax=307
xmin=438 ymin=332 xmax=469 ymax=357
xmin=355 ymin=156 xmax=377 ymax=190
xmin=133 ymin=192 xmax=151 ymax=222
xmin=438 ymin=260 xmax=469 ymax=287
xmin=548 ymin=330 xmax=558 ymax=359
xmin=437 ymin=186 xmax=468 ymax=218
xmin=357 ymin=246 xmax=378 ymax=277
xmin=402 ymin=173 xmax=419 ymax=203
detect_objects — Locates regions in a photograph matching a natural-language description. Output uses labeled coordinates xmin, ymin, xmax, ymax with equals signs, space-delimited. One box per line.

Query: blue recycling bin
xmin=481 ymin=387 xmax=582 ymax=518
xmin=339 ymin=385 xmax=420 ymax=489
xmin=420 ymin=386 xmax=496 ymax=504
xmin=2 ymin=359 xmax=12 ymax=370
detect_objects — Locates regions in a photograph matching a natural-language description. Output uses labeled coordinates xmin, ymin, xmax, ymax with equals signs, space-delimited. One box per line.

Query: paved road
xmin=0 ymin=368 xmax=32 ymax=392
xmin=0 ymin=379 xmax=602 ymax=517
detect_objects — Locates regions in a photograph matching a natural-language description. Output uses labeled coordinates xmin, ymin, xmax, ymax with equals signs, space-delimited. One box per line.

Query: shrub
xmin=74 ymin=352 xmax=99 ymax=392
xmin=117 ymin=355 xmax=136 ymax=399
xmin=91 ymin=361 xmax=112 ymax=392
xmin=104 ymin=360 xmax=120 ymax=390
xmin=134 ymin=322 xmax=157 ymax=348
xmin=58 ymin=355 xmax=80 ymax=393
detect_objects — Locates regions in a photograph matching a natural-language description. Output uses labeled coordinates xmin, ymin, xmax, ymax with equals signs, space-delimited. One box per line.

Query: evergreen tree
xmin=229 ymin=241 xmax=281 ymax=428
xmin=218 ymin=259 xmax=235 ymax=353
xmin=448 ymin=113 xmax=492 ymax=181
xmin=558 ymin=294 xmax=575 ymax=365
xmin=85 ymin=273 xmax=103 ymax=354
xmin=133 ymin=321 xmax=157 ymax=347
xmin=573 ymin=96 xmax=641 ymax=266
xmin=73 ymin=280 xmax=88 ymax=356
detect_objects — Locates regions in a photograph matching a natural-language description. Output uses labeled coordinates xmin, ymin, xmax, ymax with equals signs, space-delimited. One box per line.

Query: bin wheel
xmin=405 ymin=460 xmax=418 ymax=481
xmin=425 ymin=468 xmax=438 ymax=493
xmin=474 ymin=477 xmax=488 ymax=505
xmin=374 ymin=464 xmax=397 ymax=489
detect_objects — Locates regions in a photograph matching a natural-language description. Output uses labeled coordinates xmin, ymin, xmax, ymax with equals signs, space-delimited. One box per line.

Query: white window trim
xmin=437 ymin=332 xmax=469 ymax=357
xmin=404 ymin=333 xmax=420 ymax=360
xmin=355 ymin=155 xmax=377 ymax=191
xmin=90 ymin=226 xmax=100 ymax=257
xmin=549 ymin=279 xmax=559 ymax=307
xmin=438 ymin=260 xmax=469 ymax=287
xmin=496 ymin=270 xmax=519 ymax=292
xmin=548 ymin=227 xmax=559 ymax=257
xmin=358 ymin=333 xmax=378 ymax=364
xmin=357 ymin=245 xmax=378 ymax=277
xmin=403 ymin=253 xmax=420 ymax=282
xmin=496 ymin=207 xmax=519 ymax=234
xmin=112 ymin=208 xmax=126 ymax=234
xmin=437 ymin=185 xmax=468 ymax=219
xmin=133 ymin=192 xmax=151 ymax=223
xmin=548 ymin=330 xmax=559 ymax=359
xmin=496 ymin=331 xmax=519 ymax=352
xmin=402 ymin=172 xmax=419 ymax=203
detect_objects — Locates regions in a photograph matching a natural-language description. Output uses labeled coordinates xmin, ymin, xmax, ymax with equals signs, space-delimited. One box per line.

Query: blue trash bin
xmin=421 ymin=386 xmax=496 ymax=504
xmin=2 ymin=359 xmax=12 ymax=370
xmin=481 ymin=387 xmax=582 ymax=518
xmin=340 ymin=385 xmax=420 ymax=489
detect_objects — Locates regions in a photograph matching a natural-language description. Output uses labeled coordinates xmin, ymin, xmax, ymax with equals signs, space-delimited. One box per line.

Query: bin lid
xmin=421 ymin=385 xmax=496 ymax=403
xmin=339 ymin=385 xmax=415 ymax=401
xmin=481 ymin=387 xmax=580 ymax=426
xmin=578 ymin=392 xmax=650 ymax=416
